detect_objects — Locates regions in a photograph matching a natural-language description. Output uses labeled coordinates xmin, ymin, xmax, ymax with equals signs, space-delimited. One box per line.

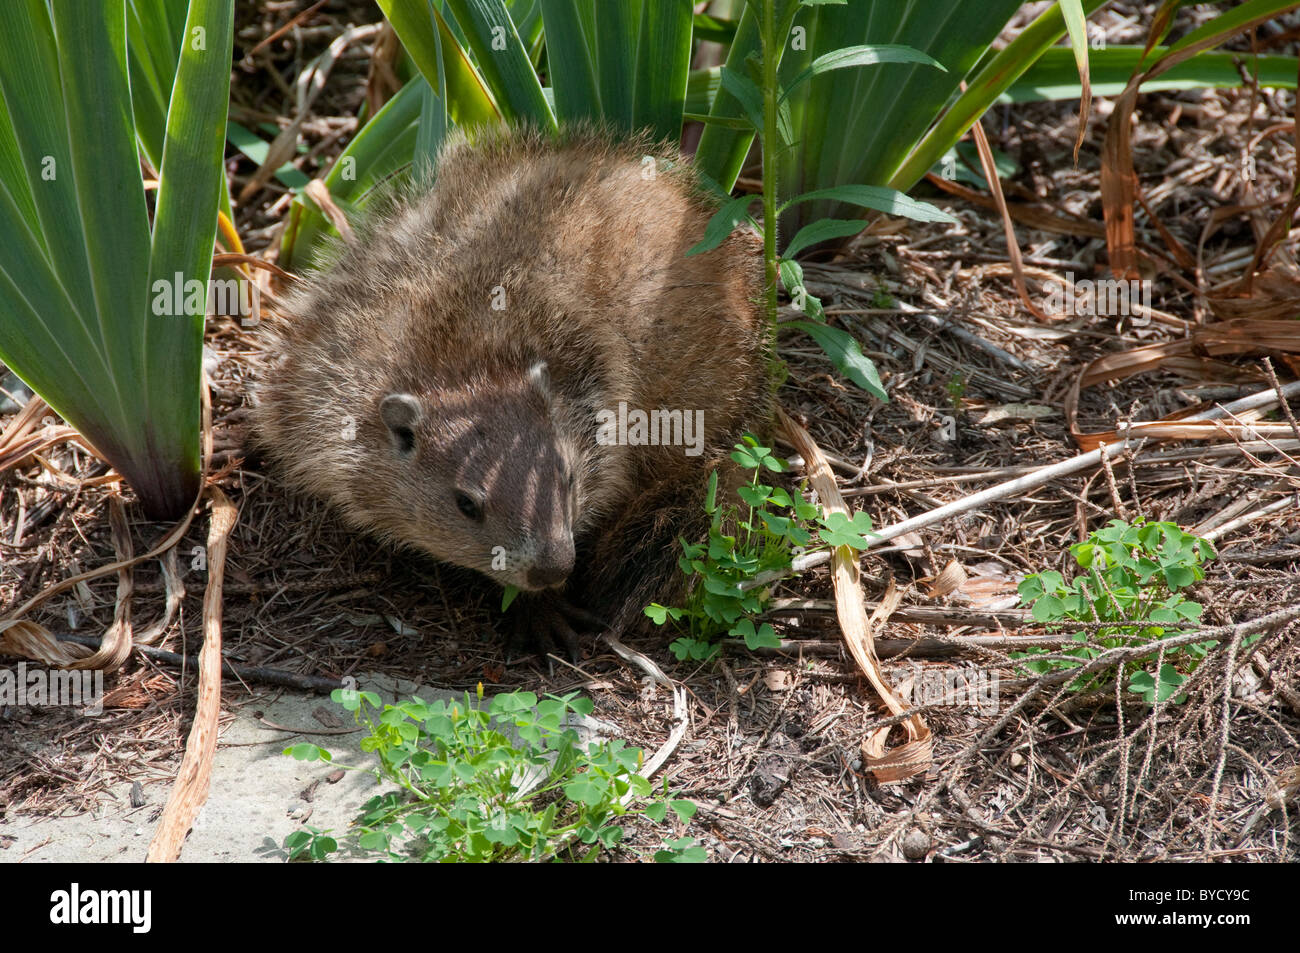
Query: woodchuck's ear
xmin=380 ymin=393 xmax=422 ymax=455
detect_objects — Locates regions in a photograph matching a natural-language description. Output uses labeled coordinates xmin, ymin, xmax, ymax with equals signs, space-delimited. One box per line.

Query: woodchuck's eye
xmin=455 ymin=490 xmax=484 ymax=522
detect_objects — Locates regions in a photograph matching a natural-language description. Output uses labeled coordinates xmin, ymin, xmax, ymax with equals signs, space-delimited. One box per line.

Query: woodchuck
xmin=253 ymin=124 xmax=770 ymax=654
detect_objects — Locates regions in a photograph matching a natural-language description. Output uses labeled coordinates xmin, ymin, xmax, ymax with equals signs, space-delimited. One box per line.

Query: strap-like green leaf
xmin=779 ymin=184 xmax=955 ymax=223
xmin=444 ymin=0 xmax=555 ymax=124
xmin=635 ymin=0 xmax=693 ymax=140
xmin=693 ymin=1 xmax=762 ymax=190
xmin=1004 ymin=47 xmax=1299 ymax=100
xmin=890 ymin=0 xmax=1108 ymax=192
xmin=127 ymin=0 xmax=188 ymax=170
xmin=783 ymin=43 xmax=945 ymax=98
xmin=0 ymin=0 xmax=235 ymax=516
xmin=52 ymin=0 xmax=153 ymax=432
xmin=0 ymin=0 xmax=98 ymax=327
xmin=593 ymin=0 xmax=639 ymax=129
xmin=539 ymin=0 xmax=601 ymax=123
xmin=415 ymin=0 xmax=450 ymax=178
xmin=144 ymin=0 xmax=235 ymax=506
xmin=1166 ymin=0 xmax=1300 ymax=58
xmin=378 ymin=0 xmax=502 ymax=129
xmin=692 ymin=12 xmax=737 ymax=44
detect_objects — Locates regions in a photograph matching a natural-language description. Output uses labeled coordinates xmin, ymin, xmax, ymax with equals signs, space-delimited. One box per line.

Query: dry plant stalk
xmin=303 ymin=180 xmax=355 ymax=244
xmin=1071 ymin=366 xmax=1300 ymax=450
xmin=146 ymin=486 xmax=238 ymax=863
xmin=778 ymin=407 xmax=932 ymax=782
xmin=967 ymin=102 xmax=1047 ymax=321
xmin=0 ymin=392 xmax=103 ymax=472
xmin=1101 ymin=4 xmax=1295 ymax=277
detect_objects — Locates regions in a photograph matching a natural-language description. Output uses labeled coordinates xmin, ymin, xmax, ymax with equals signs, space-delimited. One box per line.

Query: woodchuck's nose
xmin=527 ymin=538 xmax=574 ymax=589
xmin=527 ymin=564 xmax=569 ymax=589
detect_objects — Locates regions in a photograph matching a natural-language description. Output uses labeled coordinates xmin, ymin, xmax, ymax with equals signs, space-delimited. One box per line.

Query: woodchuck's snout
xmin=253 ymin=123 xmax=772 ymax=654
xmin=369 ymin=359 xmax=582 ymax=594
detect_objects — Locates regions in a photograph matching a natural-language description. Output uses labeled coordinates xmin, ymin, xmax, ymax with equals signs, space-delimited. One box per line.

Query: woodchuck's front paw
xmin=503 ymin=590 xmax=607 ymax=662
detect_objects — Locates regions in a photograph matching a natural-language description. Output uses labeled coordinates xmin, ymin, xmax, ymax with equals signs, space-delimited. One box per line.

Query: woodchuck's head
xmin=348 ymin=359 xmax=585 ymax=593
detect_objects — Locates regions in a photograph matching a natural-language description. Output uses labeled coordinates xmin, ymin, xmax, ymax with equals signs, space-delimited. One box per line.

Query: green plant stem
xmin=744 ymin=469 xmax=759 ymax=551
xmin=761 ymin=0 xmax=780 ymax=345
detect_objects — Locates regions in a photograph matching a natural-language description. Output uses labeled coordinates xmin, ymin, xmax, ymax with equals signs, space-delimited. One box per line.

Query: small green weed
xmin=282 ymin=687 xmax=701 ymax=863
xmin=946 ymin=371 xmax=967 ymax=409
xmin=646 ymin=434 xmax=874 ymax=662
xmin=1014 ymin=519 xmax=1244 ymax=704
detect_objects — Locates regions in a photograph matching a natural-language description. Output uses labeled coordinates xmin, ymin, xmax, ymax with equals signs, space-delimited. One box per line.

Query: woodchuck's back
xmin=401 ymin=125 xmax=768 ymax=442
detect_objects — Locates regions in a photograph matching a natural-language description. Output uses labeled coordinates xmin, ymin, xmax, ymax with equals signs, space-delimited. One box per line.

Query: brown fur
xmin=253 ymin=124 xmax=770 ymax=637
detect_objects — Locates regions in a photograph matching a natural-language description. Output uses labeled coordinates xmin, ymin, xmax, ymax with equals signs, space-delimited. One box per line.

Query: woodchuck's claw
xmin=504 ymin=591 xmax=608 ymax=663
